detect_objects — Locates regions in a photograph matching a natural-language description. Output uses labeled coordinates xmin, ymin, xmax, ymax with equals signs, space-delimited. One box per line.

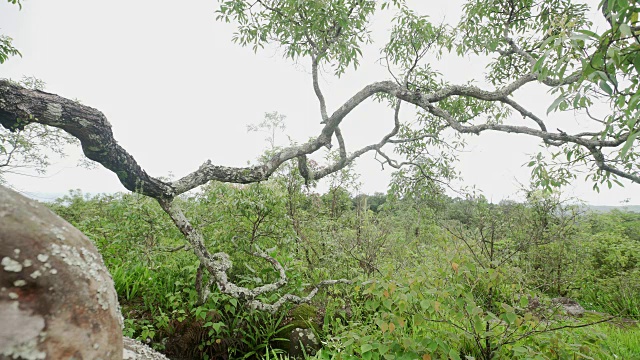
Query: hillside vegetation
xmin=49 ymin=171 xmax=640 ymax=360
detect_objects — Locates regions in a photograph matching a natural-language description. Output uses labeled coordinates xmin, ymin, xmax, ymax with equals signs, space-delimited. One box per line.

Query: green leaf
xmin=620 ymin=23 xmax=633 ymax=37
xmin=211 ymin=322 xmax=224 ymax=332
xmin=547 ymin=95 xmax=566 ymax=114
xmin=513 ymin=346 xmax=528 ymax=354
xmin=630 ymin=94 xmax=640 ymax=109
xmin=420 ymin=299 xmax=431 ymax=310
xmin=473 ymin=316 xmax=485 ymax=333
xmin=573 ymin=94 xmax=582 ymax=108
xmin=620 ymin=131 xmax=638 ymax=158
xmin=361 ymin=344 xmax=374 ymax=353
xmin=633 ymin=55 xmax=640 ymax=73
xmin=533 ymin=56 xmax=546 ymax=73
xmin=570 ymin=32 xmax=593 ymax=41
xmin=448 ymin=349 xmax=462 ymax=360
xmin=599 ymin=80 xmax=613 ymax=95
xmin=575 ymin=29 xmax=600 ymax=39
xmin=616 ymin=95 xmax=626 ymax=108
xmin=590 ymin=54 xmax=605 ymax=70
xmin=228 ymin=298 xmax=238 ymax=308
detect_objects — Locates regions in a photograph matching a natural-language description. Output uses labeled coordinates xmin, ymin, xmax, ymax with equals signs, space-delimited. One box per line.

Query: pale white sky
xmin=0 ymin=0 xmax=637 ymax=205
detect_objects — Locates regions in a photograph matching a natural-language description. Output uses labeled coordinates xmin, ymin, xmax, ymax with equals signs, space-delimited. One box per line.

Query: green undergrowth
xmin=47 ymin=186 xmax=640 ymax=359
xmin=314 ymin=265 xmax=640 ymax=360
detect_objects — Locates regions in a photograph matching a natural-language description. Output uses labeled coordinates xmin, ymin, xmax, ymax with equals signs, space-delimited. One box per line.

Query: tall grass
xmin=579 ymin=279 xmax=640 ymax=318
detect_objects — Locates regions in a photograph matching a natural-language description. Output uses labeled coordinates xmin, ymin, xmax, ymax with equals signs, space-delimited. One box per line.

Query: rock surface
xmin=123 ymin=337 xmax=169 ymax=360
xmin=0 ymin=185 xmax=123 ymax=359
xmin=289 ymin=327 xmax=320 ymax=359
xmin=552 ymin=297 xmax=586 ymax=317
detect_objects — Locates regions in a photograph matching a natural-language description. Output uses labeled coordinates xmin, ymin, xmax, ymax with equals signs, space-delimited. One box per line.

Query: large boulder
xmin=0 ymin=185 xmax=123 ymax=359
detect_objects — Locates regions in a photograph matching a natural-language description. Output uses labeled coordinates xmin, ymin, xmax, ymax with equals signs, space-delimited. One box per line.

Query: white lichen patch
xmin=96 ymin=283 xmax=110 ymax=310
xmin=44 ymin=102 xmax=63 ymax=122
xmin=2 ymin=257 xmax=23 ymax=272
xmin=49 ymin=269 xmax=58 ymax=275
xmin=8 ymin=292 xmax=18 ymax=299
xmin=49 ymin=243 xmax=114 ymax=311
xmin=23 ymin=259 xmax=33 ymax=268
xmin=14 ymin=280 xmax=27 ymax=287
xmin=13 ymin=249 xmax=20 ymax=256
xmin=73 ymin=117 xmax=93 ymax=128
xmin=85 ymin=145 xmax=102 ymax=152
xmin=30 ymin=270 xmax=42 ymax=279
xmin=123 ymin=337 xmax=170 ymax=360
xmin=50 ymin=226 xmax=66 ymax=241
xmin=37 ymin=254 xmax=49 ymax=263
xmin=1 ymin=338 xmax=46 ymax=360
xmin=122 ymin=348 xmax=137 ymax=360
xmin=80 ymin=247 xmax=102 ymax=280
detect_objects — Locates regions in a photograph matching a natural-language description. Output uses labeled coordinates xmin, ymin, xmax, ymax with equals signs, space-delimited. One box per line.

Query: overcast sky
xmin=1 ymin=0 xmax=637 ymax=205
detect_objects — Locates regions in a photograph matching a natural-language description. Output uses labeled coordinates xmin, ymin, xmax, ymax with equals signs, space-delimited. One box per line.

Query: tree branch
xmin=313 ymin=55 xmax=330 ymax=124
xmin=0 ymin=82 xmax=174 ymax=197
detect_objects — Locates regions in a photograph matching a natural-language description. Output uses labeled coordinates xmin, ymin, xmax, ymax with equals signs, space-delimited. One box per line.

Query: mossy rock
xmin=273 ymin=304 xmax=321 ymax=351
xmin=291 ymin=304 xmax=318 ymax=322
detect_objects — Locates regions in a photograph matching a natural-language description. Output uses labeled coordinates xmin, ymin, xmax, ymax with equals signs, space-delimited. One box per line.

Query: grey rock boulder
xmin=0 ymin=185 xmax=123 ymax=359
xmin=552 ymin=297 xmax=586 ymax=317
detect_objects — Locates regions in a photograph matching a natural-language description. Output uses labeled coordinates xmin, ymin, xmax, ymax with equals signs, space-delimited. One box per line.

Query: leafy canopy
xmin=216 ymin=0 xmax=640 ymax=192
